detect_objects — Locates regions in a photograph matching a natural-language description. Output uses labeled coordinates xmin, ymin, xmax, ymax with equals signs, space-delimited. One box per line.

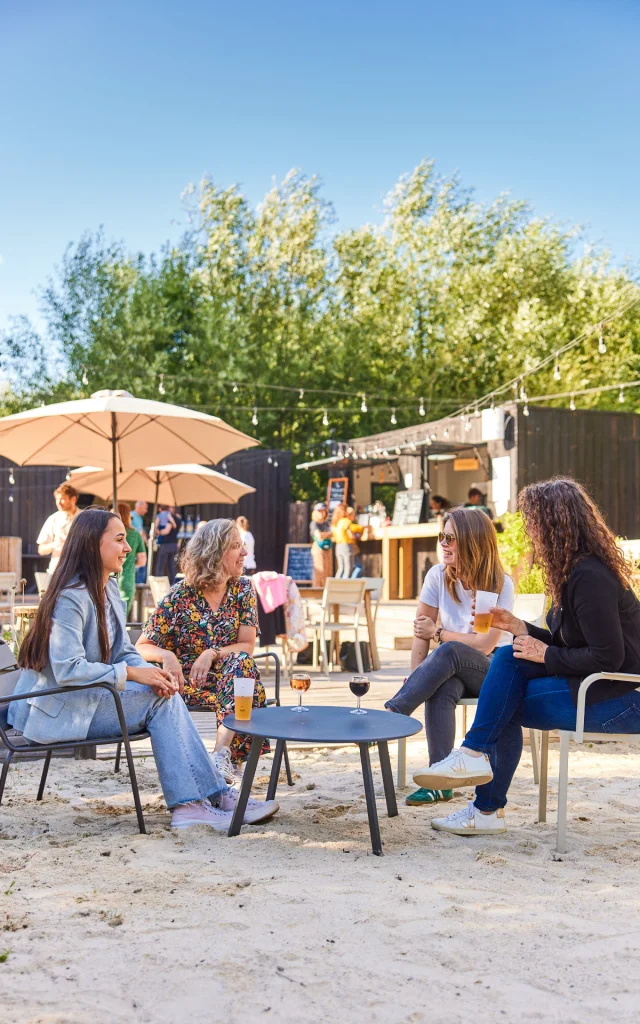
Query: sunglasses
xmin=438 ymin=532 xmax=456 ymax=546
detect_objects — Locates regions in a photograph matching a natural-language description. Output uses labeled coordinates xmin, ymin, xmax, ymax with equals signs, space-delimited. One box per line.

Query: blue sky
xmin=1 ymin=0 xmax=638 ymax=336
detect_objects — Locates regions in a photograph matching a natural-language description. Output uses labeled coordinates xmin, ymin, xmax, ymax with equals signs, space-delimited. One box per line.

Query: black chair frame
xmin=0 ymin=682 xmax=148 ymax=833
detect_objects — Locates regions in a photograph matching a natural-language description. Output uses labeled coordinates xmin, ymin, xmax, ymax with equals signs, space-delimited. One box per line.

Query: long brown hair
xmin=117 ymin=502 xmax=131 ymax=529
xmin=19 ymin=508 xmax=118 ymax=671
xmin=442 ymin=507 xmax=505 ymax=602
xmin=518 ymin=478 xmax=632 ymax=605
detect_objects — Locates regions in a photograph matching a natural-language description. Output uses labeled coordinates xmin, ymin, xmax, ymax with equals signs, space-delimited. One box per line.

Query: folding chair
xmin=537 ymin=670 xmax=640 ymax=853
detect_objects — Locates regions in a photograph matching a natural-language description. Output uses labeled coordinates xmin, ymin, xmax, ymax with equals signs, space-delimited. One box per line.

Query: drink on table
xmin=234 ymin=677 xmax=254 ymax=721
xmin=349 ymin=674 xmax=370 ymax=715
xmin=473 ymin=589 xmax=499 ymax=634
xmin=290 ymin=672 xmax=311 ymax=713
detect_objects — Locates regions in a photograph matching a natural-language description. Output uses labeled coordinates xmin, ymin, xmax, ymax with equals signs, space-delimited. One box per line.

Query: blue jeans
xmin=135 ymin=565 xmax=147 ymax=585
xmin=86 ymin=681 xmax=227 ymax=809
xmin=465 ymin=645 xmax=640 ymax=812
xmin=335 ymin=544 xmax=354 ymax=579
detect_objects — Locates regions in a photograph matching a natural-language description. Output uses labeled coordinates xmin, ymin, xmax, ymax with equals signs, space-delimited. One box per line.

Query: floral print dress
xmin=142 ymin=576 xmax=268 ymax=764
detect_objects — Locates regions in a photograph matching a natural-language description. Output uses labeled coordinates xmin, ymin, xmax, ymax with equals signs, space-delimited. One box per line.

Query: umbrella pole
xmin=147 ymin=474 xmax=160 ymax=575
xmin=111 ymin=413 xmax=118 ymax=513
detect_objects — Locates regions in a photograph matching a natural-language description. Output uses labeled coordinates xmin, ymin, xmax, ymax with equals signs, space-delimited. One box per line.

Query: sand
xmin=1 ymin=728 xmax=640 ymax=1024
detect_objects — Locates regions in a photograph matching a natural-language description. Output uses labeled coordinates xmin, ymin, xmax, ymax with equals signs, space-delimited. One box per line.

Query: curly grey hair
xmin=181 ymin=518 xmax=239 ymax=590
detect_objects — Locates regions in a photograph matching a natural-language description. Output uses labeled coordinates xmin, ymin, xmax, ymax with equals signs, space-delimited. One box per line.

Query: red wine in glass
xmin=349 ymin=675 xmax=370 ymax=715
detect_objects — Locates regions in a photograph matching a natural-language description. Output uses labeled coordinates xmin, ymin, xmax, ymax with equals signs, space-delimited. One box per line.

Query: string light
xmin=474 ymin=404 xmax=480 ymax=418
xmin=82 ymin=368 xmax=89 ymax=387
xmin=299 ymin=389 xmax=304 ymax=400
xmin=267 ymin=456 xmax=273 ymax=464
xmin=443 ymin=428 xmax=449 ymax=439
xmin=8 ymin=471 xmax=15 ymax=486
xmin=598 ymin=323 xmax=606 ymax=355
xmin=360 ymin=394 xmax=368 ymax=413
xmin=569 ymin=394 xmax=576 ymax=411
xmin=273 ymin=459 xmax=279 ymax=468
xmin=619 ymin=386 xmax=625 ymax=403
xmin=523 ymin=402 xmax=530 ymax=417
xmin=158 ymin=375 xmax=166 ymax=395
xmin=464 ymin=417 xmax=472 ymax=432
xmin=8 ymin=495 xmax=13 ymax=503
xmin=390 ymin=408 xmax=397 ymax=425
xmin=252 ymin=407 xmax=258 ymax=426
xmin=221 ymin=460 xmax=228 ymax=473
xmin=419 ymin=398 xmax=425 ymax=417
xmin=553 ymin=356 xmax=561 ymax=381
xmin=232 ymin=382 xmax=238 ymax=393
xmin=322 ymin=409 xmax=329 ymax=427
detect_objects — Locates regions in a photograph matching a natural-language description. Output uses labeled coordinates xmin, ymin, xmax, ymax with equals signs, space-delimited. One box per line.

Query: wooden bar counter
xmin=361 ymin=522 xmax=441 ymax=601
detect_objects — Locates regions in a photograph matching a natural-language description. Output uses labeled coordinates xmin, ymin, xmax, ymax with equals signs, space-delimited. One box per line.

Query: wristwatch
xmin=434 ymin=627 xmax=444 ymax=645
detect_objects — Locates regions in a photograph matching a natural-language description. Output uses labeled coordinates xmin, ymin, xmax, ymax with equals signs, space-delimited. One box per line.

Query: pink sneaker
xmin=171 ymin=800 xmax=234 ymax=831
xmin=218 ymin=787 xmax=279 ymax=825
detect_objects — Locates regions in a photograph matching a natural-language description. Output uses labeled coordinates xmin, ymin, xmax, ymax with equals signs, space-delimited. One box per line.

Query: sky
xmin=1 ymin=0 xmax=639 ymax=338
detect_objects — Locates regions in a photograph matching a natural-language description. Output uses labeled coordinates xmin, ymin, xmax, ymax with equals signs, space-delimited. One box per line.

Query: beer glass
xmin=474 ymin=591 xmax=499 ymax=634
xmin=234 ymin=677 xmax=254 ymax=721
xmin=349 ymin=675 xmax=370 ymax=715
xmin=290 ymin=672 xmax=311 ymax=712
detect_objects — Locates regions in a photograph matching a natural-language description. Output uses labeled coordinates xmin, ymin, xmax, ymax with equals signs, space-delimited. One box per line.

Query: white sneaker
xmin=413 ymin=748 xmax=493 ymax=790
xmin=218 ymin=787 xmax=279 ymax=824
xmin=212 ymin=746 xmax=235 ymax=785
xmin=171 ymin=800 xmax=234 ymax=832
xmin=432 ymin=800 xmax=506 ymax=836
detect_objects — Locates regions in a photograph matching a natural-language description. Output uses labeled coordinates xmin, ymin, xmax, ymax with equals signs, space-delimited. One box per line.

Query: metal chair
xmin=0 ymin=642 xmax=149 ymax=833
xmin=537 ymin=670 xmax=640 ymax=853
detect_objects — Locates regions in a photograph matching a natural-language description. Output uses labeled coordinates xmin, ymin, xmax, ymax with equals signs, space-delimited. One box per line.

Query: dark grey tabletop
xmin=223 ymin=706 xmax=422 ymax=743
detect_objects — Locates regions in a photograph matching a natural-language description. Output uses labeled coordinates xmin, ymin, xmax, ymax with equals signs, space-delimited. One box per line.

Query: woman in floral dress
xmin=136 ymin=519 xmax=268 ymax=782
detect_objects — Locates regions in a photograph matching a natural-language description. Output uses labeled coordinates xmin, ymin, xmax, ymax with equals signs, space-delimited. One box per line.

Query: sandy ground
xmin=1 ymin=654 xmax=640 ymax=1022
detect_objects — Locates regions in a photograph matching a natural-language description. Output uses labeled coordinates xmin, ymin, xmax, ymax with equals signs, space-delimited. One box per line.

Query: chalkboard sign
xmin=283 ymin=543 xmax=314 ymax=584
xmin=392 ymin=489 xmax=425 ymax=526
xmin=327 ymin=476 xmax=349 ymax=511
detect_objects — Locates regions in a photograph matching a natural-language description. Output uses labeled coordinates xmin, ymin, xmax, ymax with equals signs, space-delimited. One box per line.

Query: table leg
xmin=377 ymin=741 xmax=398 ymax=817
xmin=267 ymin=739 xmax=285 ymax=800
xmin=358 ymin=742 xmax=383 ymax=856
xmin=282 ymin=742 xmax=294 ymax=787
xmin=228 ymin=735 xmax=263 ymax=837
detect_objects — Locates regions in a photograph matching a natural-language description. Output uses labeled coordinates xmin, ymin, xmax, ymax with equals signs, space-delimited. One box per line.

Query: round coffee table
xmin=224 ymin=706 xmax=422 ymax=856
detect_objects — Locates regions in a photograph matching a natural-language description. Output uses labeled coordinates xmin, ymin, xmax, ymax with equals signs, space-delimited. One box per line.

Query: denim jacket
xmin=9 ymin=577 xmax=148 ymax=743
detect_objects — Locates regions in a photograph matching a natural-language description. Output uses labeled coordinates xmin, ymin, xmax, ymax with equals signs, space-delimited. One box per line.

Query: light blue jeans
xmin=86 ymin=681 xmax=228 ymax=809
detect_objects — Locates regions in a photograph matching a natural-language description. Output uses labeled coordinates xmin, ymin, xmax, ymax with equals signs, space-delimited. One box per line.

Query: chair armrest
xmin=574 ymin=672 xmax=640 ymax=742
xmin=0 ymin=681 xmax=128 ymax=743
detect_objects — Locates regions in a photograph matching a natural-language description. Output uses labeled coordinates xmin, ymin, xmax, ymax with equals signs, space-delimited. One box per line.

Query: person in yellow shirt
xmin=332 ymin=504 xmax=364 ymax=578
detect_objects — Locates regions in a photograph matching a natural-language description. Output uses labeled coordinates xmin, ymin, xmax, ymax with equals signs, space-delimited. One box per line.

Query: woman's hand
xmin=513 ymin=634 xmax=548 ymax=663
xmin=414 ymin=616 xmax=437 ymax=641
xmin=470 ymin=600 xmax=527 ymax=637
xmin=160 ymin=650 xmax=185 ymax=693
xmin=190 ymin=648 xmax=219 ymax=686
xmin=127 ymin=665 xmax=178 ymax=698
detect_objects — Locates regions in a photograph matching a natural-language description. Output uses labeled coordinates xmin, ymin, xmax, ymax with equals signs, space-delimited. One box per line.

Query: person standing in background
xmin=235 ymin=516 xmax=256 ymax=574
xmin=37 ymin=483 xmax=81 ymax=574
xmin=155 ymin=505 xmax=182 ymax=584
xmin=309 ymin=502 xmax=332 ymax=587
xmin=346 ymin=507 xmax=365 ymax=578
xmin=465 ymin=487 xmax=494 ymax=520
xmin=117 ymin=503 xmax=147 ymax=615
xmin=332 ymin=503 xmax=355 ymax=579
xmin=130 ymin=500 xmax=149 ymax=584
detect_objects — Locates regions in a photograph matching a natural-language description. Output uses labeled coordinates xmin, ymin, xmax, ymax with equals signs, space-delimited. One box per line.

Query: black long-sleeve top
xmin=526 ymin=555 xmax=640 ymax=705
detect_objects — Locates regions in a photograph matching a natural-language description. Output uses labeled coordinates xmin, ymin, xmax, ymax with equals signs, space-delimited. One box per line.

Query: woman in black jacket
xmin=414 ymin=478 xmax=640 ymax=836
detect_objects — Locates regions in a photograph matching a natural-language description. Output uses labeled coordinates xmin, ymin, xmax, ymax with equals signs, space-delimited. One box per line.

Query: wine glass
xmin=290 ymin=672 xmax=311 ymax=712
xmin=349 ymin=675 xmax=370 ymax=715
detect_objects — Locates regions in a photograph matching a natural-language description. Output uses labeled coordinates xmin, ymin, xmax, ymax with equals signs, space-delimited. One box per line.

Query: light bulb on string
xmin=553 ymin=356 xmax=561 ymax=381
xmin=322 ymin=409 xmax=329 ymax=427
xmin=523 ymin=402 xmax=530 ymax=417
xmin=8 ymin=471 xmax=15 ymax=486
xmin=299 ymin=389 xmax=304 ymax=400
xmin=267 ymin=456 xmax=273 ymax=464
xmin=474 ymin=404 xmax=480 ymax=418
xmin=82 ymin=368 xmax=89 ymax=387
xmin=419 ymin=398 xmax=425 ymax=417
xmin=273 ymin=460 xmax=278 ymax=468
xmin=252 ymin=407 xmax=258 ymax=426
xmin=232 ymin=382 xmax=238 ymax=393
xmin=394 ymin=446 xmax=401 ymax=455
xmin=569 ymin=394 xmax=576 ymax=412
xmin=360 ymin=394 xmax=368 ymax=413
xmin=158 ymin=375 xmax=166 ymax=396
xmin=65 ymin=471 xmax=71 ymax=481
xmin=598 ymin=323 xmax=606 ymax=355
xmin=390 ymin=408 xmax=397 ymax=425
xmin=443 ymin=428 xmax=449 ymax=439
xmin=464 ymin=417 xmax=472 ymax=432
xmin=619 ymin=386 xmax=625 ymax=403
xmin=222 ymin=460 xmax=228 ymax=473
xmin=8 ymin=495 xmax=13 ymax=503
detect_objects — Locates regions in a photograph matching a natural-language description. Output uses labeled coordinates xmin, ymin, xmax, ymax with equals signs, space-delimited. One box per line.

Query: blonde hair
xmin=442 ymin=507 xmax=505 ymax=602
xmin=235 ymin=515 xmax=249 ymax=531
xmin=331 ymin=503 xmax=347 ymax=527
xmin=181 ymin=518 xmax=238 ymax=590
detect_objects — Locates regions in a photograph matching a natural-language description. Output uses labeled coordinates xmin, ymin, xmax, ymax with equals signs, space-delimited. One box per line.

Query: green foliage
xmin=497 ymin=512 xmax=546 ymax=595
xmin=2 ymin=160 xmax=640 ymax=499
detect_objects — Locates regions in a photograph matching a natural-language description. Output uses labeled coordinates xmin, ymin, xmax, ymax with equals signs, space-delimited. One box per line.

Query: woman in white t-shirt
xmin=386 ymin=506 xmax=514 ymax=806
xmin=235 ymin=516 xmax=256 ymax=574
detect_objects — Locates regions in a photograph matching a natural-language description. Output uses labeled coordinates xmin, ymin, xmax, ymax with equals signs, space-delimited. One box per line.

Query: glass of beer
xmin=234 ymin=677 xmax=254 ymax=722
xmin=349 ymin=675 xmax=370 ymax=715
xmin=474 ymin=591 xmax=499 ymax=634
xmin=290 ymin=672 xmax=311 ymax=712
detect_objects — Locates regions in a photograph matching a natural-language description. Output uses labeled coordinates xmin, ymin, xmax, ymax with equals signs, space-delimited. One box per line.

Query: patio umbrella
xmin=68 ymin=463 xmax=256 ymax=506
xmin=0 ymin=390 xmax=258 ymax=508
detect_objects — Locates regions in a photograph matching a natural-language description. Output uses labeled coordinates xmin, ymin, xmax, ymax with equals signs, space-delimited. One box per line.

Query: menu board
xmin=391 ymin=489 xmax=425 ymax=526
xmin=283 ymin=543 xmax=314 ymax=585
xmin=327 ymin=476 xmax=349 ymax=511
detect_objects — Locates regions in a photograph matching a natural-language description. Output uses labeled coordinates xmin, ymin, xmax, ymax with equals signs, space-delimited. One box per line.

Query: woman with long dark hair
xmin=10 ymin=508 xmax=277 ymax=830
xmin=417 ymin=479 xmax=640 ymax=836
xmin=386 ymin=506 xmax=514 ymax=805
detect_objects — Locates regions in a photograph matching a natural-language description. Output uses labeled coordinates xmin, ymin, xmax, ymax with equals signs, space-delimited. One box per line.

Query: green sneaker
xmin=405 ymin=788 xmax=454 ymax=806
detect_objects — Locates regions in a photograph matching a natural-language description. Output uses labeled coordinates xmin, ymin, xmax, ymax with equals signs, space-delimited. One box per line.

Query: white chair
xmin=0 ymin=573 xmax=16 ymax=627
xmin=537 ymin=671 xmax=640 ymax=853
xmin=35 ymin=572 xmax=51 ymax=599
xmin=148 ymin=576 xmax=171 ymax=605
xmin=310 ymin=578 xmax=366 ymax=673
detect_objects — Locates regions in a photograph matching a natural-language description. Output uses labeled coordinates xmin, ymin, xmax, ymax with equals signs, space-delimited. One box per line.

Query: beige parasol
xmin=69 ymin=464 xmax=256 ymax=506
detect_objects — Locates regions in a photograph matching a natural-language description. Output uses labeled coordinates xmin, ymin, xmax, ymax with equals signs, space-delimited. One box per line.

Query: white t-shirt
xmin=419 ymin=563 xmax=515 ymax=648
xmin=240 ymin=530 xmax=256 ymax=570
xmin=37 ymin=510 xmax=79 ymax=573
